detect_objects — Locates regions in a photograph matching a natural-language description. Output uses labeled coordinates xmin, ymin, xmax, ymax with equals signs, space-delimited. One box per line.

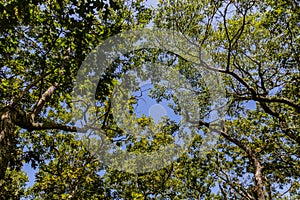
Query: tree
xmin=0 ymin=0 xmax=151 ymax=198
xmin=89 ymin=0 xmax=299 ymax=199
xmin=0 ymin=0 xmax=299 ymax=199
xmin=149 ymin=0 xmax=300 ymax=199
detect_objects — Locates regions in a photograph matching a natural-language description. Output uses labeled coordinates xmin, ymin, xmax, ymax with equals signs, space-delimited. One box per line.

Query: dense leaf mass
xmin=0 ymin=0 xmax=299 ymax=199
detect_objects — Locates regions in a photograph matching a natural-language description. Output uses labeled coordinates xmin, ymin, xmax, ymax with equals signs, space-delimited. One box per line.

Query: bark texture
xmin=0 ymin=107 xmax=18 ymax=180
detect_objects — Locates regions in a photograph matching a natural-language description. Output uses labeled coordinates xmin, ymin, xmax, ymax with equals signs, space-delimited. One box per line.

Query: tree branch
xmin=11 ymin=72 xmax=51 ymax=107
xmin=31 ymin=83 xmax=59 ymax=121
xmin=217 ymin=127 xmax=265 ymax=200
xmin=234 ymin=95 xmax=300 ymax=113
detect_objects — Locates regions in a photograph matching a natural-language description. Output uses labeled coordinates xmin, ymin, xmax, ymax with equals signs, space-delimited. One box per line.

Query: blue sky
xmin=145 ymin=0 xmax=159 ymax=7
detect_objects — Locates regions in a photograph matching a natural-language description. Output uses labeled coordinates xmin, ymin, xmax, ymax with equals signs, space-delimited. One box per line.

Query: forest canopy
xmin=0 ymin=0 xmax=299 ymax=199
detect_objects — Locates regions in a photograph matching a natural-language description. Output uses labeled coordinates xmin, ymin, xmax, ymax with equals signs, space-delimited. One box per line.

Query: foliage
xmin=0 ymin=0 xmax=151 ymax=199
xmin=0 ymin=0 xmax=299 ymax=199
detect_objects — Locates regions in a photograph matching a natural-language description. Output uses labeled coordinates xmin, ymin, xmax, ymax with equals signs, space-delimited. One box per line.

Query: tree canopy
xmin=0 ymin=0 xmax=299 ymax=199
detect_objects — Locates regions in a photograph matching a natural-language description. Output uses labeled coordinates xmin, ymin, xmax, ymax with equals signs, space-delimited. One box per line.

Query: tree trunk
xmin=219 ymin=129 xmax=266 ymax=200
xmin=254 ymin=158 xmax=265 ymax=200
xmin=0 ymin=107 xmax=18 ymax=180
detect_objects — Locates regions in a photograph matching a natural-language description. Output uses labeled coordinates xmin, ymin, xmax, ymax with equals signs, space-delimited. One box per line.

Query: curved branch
xmin=31 ymin=82 xmax=59 ymax=121
xmin=235 ymin=95 xmax=300 ymax=113
xmin=11 ymin=72 xmax=51 ymax=107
